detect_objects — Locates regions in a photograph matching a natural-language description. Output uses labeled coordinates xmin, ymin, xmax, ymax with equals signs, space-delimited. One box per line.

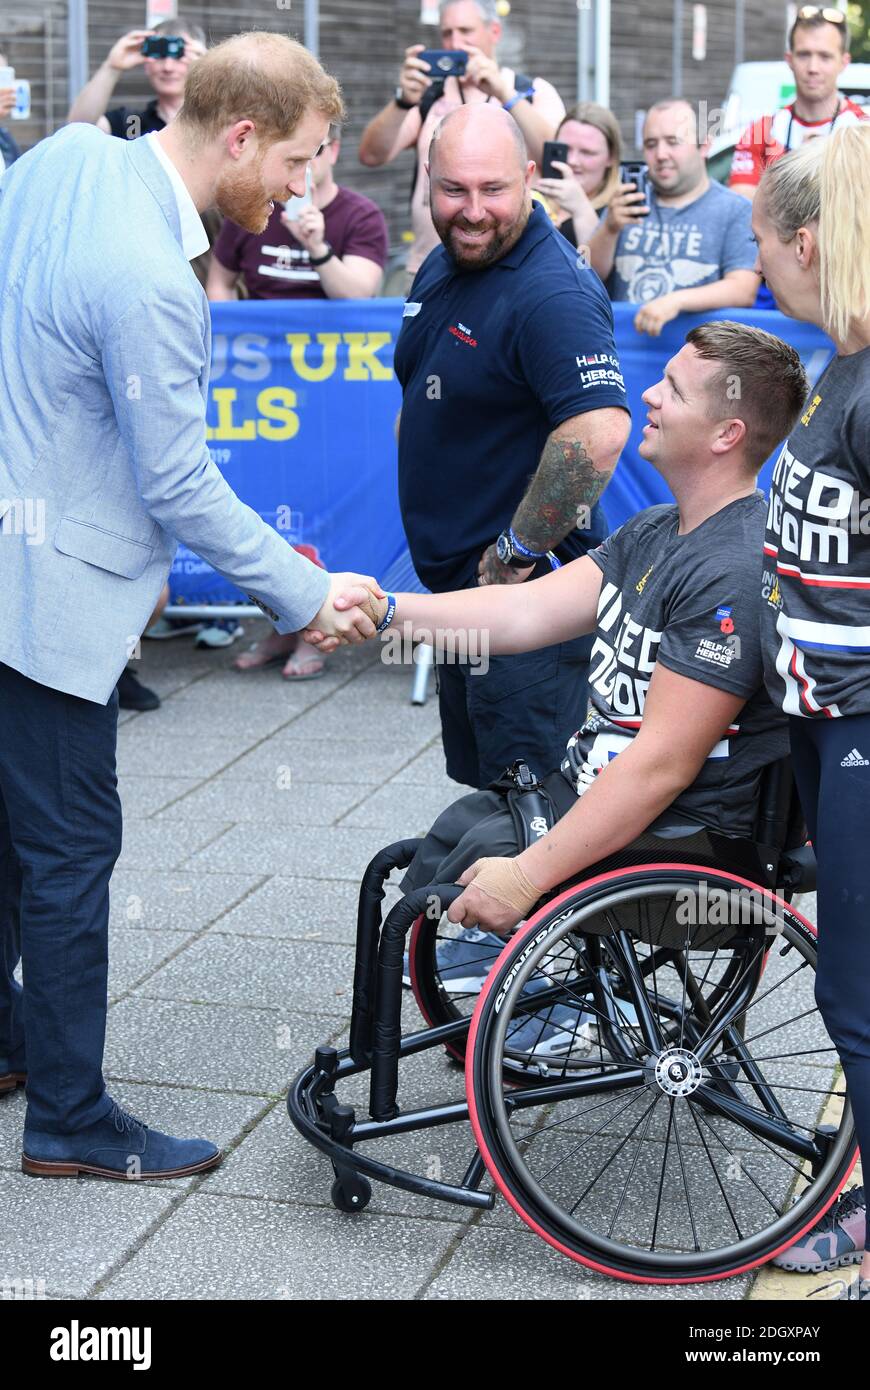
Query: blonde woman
xmin=752 ymin=124 xmax=870 ymax=1300
xmin=535 ymin=102 xmax=622 ymax=248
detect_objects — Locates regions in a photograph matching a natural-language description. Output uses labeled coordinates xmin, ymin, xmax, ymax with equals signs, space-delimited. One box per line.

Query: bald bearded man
xmin=394 ymin=104 xmax=630 ymax=790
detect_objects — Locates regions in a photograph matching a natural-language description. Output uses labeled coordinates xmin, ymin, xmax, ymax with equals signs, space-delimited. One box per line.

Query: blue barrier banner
xmin=169 ymin=299 xmax=833 ymax=605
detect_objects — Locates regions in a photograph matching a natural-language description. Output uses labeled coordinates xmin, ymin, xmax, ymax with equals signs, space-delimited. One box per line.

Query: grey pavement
xmin=0 ymin=629 xmax=833 ymax=1301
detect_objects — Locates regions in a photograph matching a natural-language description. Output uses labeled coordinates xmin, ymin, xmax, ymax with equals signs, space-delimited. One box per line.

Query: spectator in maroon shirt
xmin=208 ymin=126 xmax=389 ymax=679
xmin=207 ymin=125 xmax=389 ymax=303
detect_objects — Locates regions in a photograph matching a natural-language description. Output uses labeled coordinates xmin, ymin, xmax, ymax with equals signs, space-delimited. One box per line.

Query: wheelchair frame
xmin=288 ymin=764 xmax=856 ymax=1280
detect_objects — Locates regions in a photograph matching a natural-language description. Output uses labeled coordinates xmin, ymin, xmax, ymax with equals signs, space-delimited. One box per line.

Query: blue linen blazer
xmin=0 ymin=124 xmax=330 ymax=703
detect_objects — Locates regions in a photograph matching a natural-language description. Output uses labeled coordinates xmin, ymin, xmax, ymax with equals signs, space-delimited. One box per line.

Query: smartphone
xmin=541 ymin=140 xmax=570 ymax=179
xmin=141 ymin=35 xmax=186 ymax=60
xmin=418 ymin=49 xmax=468 ymax=79
xmin=619 ymin=160 xmax=651 ymax=216
xmin=12 ymin=79 xmax=30 ymax=120
xmin=283 ymin=165 xmax=314 ymax=220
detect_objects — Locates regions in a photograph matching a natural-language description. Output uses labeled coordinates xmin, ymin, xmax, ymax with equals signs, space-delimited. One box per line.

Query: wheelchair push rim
xmin=466 ymin=863 xmax=858 ymax=1283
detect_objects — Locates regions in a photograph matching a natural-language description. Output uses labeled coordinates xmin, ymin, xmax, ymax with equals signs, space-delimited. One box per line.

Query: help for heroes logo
xmin=575 ymin=352 xmax=625 ymax=392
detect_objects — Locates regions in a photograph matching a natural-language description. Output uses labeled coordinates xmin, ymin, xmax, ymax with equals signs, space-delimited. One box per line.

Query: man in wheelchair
xmin=394 ymin=319 xmax=809 ymax=947
xmin=320 ymin=321 xmax=811 ymax=1028
xmin=299 ymin=320 xmax=865 ymax=1284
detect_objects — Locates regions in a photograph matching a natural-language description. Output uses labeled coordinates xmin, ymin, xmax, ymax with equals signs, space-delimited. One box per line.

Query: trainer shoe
xmin=403 ymin=927 xmax=508 ymax=994
xmin=504 ymin=976 xmax=596 ymax=1058
xmin=773 ymin=1184 xmax=866 ymax=1272
xmin=194 ymin=621 xmax=245 ymax=649
xmin=22 ymin=1099 xmax=221 ymax=1180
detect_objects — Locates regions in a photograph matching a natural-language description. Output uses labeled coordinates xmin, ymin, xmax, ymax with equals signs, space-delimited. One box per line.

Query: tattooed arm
xmin=478 ymin=407 xmax=629 ymax=585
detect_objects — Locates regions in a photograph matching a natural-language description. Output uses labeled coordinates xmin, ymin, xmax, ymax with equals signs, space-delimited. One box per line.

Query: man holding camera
xmin=67 ymin=16 xmax=206 ymax=140
xmin=358 ymin=0 xmax=564 ymax=290
xmin=587 ymin=98 xmax=759 ymax=337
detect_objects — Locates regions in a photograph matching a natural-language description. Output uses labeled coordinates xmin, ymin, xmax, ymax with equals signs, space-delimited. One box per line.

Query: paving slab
xmin=117 ymin=775 xmax=202 ymax=819
xmin=215 ymin=875 xmax=403 ymax=945
xmin=104 ymin=998 xmax=343 ymax=1093
xmin=422 ymin=1222 xmax=753 ymax=1301
xmin=220 ymin=736 xmax=430 ymax=785
xmin=0 ymin=1169 xmax=175 ymax=1300
xmin=94 ymin=1192 xmax=465 ymax=1300
xmin=137 ymin=935 xmax=355 ymax=1016
xmin=108 ymin=926 xmax=199 ymax=999
xmin=152 ymin=778 xmax=377 ymax=827
xmin=108 ymin=870 xmax=265 ymax=934
xmin=115 ymin=820 xmax=234 ymax=871
xmin=182 ymin=823 xmax=404 ymax=880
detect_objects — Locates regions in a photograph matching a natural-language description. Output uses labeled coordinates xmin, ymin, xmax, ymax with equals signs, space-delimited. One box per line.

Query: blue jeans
xmin=0 ymin=662 xmax=121 ymax=1132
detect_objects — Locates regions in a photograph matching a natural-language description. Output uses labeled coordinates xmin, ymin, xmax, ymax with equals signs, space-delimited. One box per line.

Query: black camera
xmin=419 ymin=49 xmax=468 ymax=79
xmin=141 ymin=35 xmax=186 ymax=60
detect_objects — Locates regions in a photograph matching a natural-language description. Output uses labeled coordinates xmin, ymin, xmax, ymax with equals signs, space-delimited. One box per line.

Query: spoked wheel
xmin=467 ymin=864 xmax=858 ymax=1282
xmin=409 ymin=909 xmax=604 ymax=1081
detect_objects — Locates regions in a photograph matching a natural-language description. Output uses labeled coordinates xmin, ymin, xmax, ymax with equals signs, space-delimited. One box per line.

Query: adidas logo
xmin=841 ymin=748 xmax=869 ymax=767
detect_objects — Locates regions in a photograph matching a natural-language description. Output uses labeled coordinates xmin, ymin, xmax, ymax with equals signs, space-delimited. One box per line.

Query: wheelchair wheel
xmin=467 ymin=863 xmax=858 ymax=1282
xmin=409 ymin=909 xmax=606 ymax=1080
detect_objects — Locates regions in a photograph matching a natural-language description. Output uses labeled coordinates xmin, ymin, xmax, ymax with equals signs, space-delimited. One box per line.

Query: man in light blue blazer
xmin=0 ymin=32 xmax=383 ymax=1179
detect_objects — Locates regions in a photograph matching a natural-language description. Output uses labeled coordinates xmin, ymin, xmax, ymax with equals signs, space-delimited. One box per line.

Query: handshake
xmin=303 ymin=572 xmax=390 ymax=653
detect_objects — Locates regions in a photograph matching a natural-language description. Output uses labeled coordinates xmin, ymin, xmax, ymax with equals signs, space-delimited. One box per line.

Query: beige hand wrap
xmin=467 ymin=858 xmax=544 ymax=916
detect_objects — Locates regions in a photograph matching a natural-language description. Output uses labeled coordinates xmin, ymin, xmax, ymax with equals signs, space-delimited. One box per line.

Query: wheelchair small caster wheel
xmin=331 ymin=1176 xmax=372 ymax=1213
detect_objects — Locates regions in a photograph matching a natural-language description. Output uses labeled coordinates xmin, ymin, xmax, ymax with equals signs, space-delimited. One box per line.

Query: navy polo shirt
xmin=395 ymin=200 xmax=630 ymax=593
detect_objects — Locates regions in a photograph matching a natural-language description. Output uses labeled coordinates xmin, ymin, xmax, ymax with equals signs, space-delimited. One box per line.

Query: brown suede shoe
xmin=0 ymin=1071 xmax=26 ymax=1095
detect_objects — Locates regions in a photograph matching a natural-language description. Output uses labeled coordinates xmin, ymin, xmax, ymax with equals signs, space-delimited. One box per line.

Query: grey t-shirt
xmin=762 ymin=346 xmax=870 ymax=718
xmin=607 ymin=180 xmax=757 ymax=303
xmin=560 ymin=494 xmax=789 ymax=835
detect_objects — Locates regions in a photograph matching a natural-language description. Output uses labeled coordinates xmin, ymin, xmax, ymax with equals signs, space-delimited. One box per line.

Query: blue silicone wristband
xmin=376 ymin=594 xmax=397 ymax=633
xmin=503 ymin=88 xmax=533 ymax=111
xmin=509 ymin=527 xmax=546 ymax=560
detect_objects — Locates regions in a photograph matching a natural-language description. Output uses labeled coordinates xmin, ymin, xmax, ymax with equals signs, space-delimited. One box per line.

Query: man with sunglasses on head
xmin=728 ymin=6 xmax=868 ymax=203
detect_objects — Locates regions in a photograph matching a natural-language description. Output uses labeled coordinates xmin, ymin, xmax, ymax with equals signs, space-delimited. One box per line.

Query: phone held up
xmin=541 ymin=140 xmax=570 ymax=179
xmin=418 ymin=49 xmax=468 ymax=80
xmin=283 ymin=164 xmax=314 ymax=221
xmin=0 ymin=66 xmax=30 ymax=121
xmin=619 ymin=161 xmax=651 ymax=217
xmin=141 ymin=36 xmax=186 ymax=60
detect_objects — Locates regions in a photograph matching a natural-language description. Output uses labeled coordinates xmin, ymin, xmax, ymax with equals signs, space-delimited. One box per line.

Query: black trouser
xmin=0 ymin=662 xmax=121 ymax=1133
xmin=436 ymin=633 xmax=592 ymax=789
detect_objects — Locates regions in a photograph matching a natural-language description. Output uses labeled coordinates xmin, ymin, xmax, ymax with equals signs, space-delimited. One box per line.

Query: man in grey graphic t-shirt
xmin=395 ymin=323 xmax=809 ymax=937
xmin=588 ymin=98 xmax=760 ymax=337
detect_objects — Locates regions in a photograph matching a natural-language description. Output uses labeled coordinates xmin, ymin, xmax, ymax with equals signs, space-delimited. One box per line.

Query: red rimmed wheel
xmin=466 ymin=863 xmax=857 ymax=1282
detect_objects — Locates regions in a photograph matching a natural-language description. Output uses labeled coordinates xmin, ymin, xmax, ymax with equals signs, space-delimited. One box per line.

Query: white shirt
xmin=145 ymin=130 xmax=209 ymax=261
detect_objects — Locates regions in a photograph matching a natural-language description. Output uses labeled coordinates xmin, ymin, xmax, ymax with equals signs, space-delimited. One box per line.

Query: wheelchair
xmin=289 ymin=755 xmax=858 ymax=1284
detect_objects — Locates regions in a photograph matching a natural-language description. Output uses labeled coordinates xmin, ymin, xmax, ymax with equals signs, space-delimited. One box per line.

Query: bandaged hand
xmin=447 ymin=856 xmax=545 ymax=936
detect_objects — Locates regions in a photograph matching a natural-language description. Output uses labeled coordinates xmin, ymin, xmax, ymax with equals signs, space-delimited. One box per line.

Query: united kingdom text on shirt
xmin=761 ymin=346 xmax=870 ymax=719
